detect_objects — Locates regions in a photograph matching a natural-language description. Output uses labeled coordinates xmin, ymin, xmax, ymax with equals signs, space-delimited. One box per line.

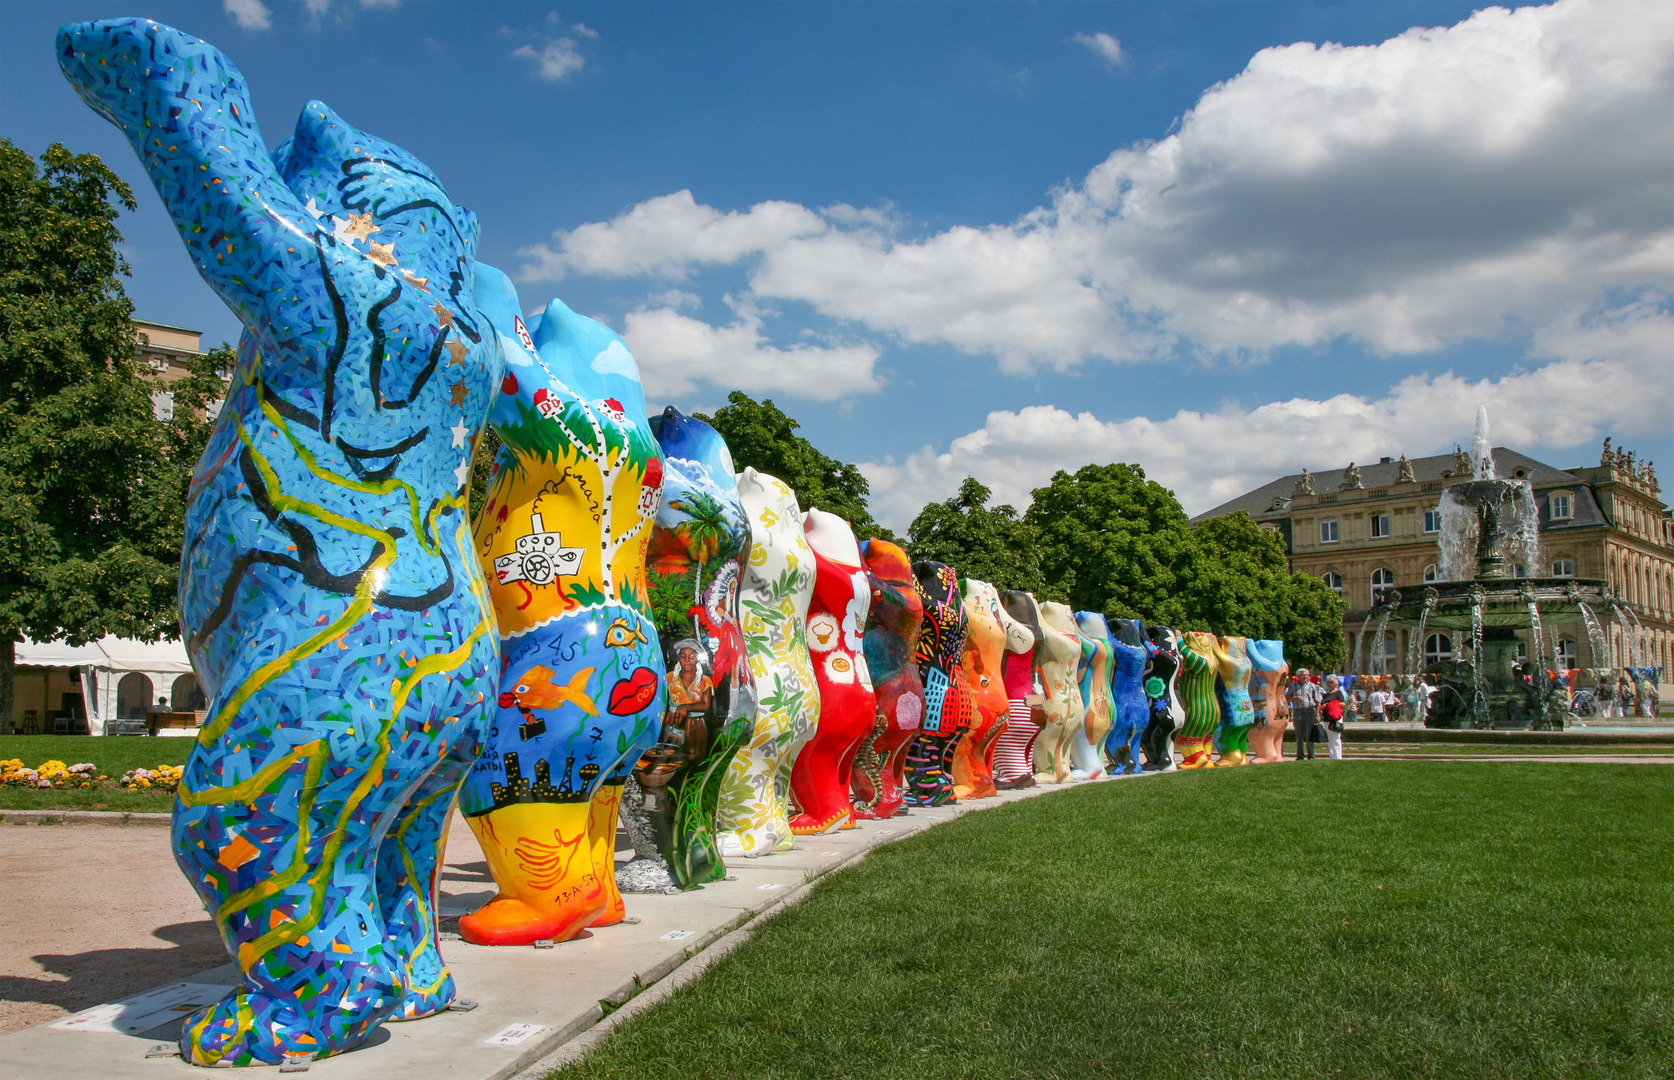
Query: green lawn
xmin=0 ymin=787 xmax=177 ymax=812
xmin=0 ymin=733 xmax=194 ymax=772
xmin=554 ymin=762 xmax=1674 ymax=1080
xmin=1348 ymin=744 xmax=1674 ymax=756
xmin=0 ymin=734 xmax=189 ymax=812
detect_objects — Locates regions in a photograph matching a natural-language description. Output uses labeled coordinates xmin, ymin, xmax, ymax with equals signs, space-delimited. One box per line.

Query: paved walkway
xmin=0 ymin=777 xmax=1088 ymax=1078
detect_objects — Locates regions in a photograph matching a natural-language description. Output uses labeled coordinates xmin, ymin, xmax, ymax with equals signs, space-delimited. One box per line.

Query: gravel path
xmin=0 ymin=823 xmax=217 ymax=1036
xmin=0 ymin=813 xmax=488 ymax=1037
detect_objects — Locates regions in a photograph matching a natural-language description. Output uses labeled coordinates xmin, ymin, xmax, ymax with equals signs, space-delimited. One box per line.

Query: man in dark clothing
xmin=1290 ymin=669 xmax=1322 ymax=760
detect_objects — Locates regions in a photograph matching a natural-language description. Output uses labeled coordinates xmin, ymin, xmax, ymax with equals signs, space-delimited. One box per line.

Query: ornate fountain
xmin=1372 ymin=407 xmax=1621 ymax=729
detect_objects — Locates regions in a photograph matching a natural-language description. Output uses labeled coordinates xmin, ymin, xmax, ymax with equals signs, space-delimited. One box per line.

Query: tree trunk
xmin=0 ymin=637 xmax=14 ymax=734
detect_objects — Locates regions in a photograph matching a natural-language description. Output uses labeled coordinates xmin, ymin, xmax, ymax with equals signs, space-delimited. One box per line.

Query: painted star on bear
xmin=366 ymin=240 xmax=398 ymax=268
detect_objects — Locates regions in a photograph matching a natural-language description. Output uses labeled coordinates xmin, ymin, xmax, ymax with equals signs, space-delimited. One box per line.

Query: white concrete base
xmin=0 ymin=774 xmax=1151 ymax=1078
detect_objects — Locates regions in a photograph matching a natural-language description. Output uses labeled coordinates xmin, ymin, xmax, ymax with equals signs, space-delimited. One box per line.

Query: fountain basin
xmin=1381 ymin=577 xmax=1613 ymax=633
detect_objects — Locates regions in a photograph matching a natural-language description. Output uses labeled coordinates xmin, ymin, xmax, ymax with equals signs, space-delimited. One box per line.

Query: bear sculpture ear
xmin=58 ymin=19 xmax=301 ymax=322
xmin=58 ymin=19 xmax=480 ymax=325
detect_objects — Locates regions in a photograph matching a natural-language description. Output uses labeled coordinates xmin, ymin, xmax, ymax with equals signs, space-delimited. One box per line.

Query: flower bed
xmin=117 ymin=765 xmax=184 ymax=793
xmin=1 ymin=757 xmax=181 ymax=793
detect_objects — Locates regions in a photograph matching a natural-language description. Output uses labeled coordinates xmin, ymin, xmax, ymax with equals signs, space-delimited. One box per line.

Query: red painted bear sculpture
xmin=788 ymin=510 xmax=875 ymax=833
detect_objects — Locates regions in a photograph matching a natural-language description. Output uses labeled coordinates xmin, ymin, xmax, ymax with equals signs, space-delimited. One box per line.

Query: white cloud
xmin=520 ymin=190 xmax=828 ymax=280
xmin=224 ymin=0 xmax=272 ymax=32
xmin=644 ymin=288 xmax=702 ymax=311
xmin=520 ymin=0 xmax=1674 ymax=371
xmin=622 ymin=299 xmax=883 ymax=403
xmin=748 ymin=222 xmax=1134 ymax=371
xmin=572 ymin=22 xmax=599 ymax=39
xmin=304 ymin=0 xmax=399 ymax=15
xmin=861 ymin=300 xmax=1674 ymax=528
xmin=516 ymin=38 xmax=587 ymax=81
xmin=302 ymin=0 xmax=401 ymax=28
xmin=1053 ymin=0 xmax=1674 ymax=357
xmin=1075 ymin=31 xmax=1124 ymax=67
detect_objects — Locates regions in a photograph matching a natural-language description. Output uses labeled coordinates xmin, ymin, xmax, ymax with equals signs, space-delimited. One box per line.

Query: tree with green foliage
xmin=907 ymin=477 xmax=1044 ymax=593
xmin=1025 ymin=463 xmax=1202 ymax=622
xmin=1190 ymin=511 xmax=1346 ymax=672
xmin=468 ymin=427 xmax=503 ymax=522
xmin=1020 ymin=463 xmax=1346 ymax=670
xmin=1269 ymin=568 xmax=1349 ymax=674
xmin=0 ymin=139 xmax=224 ymax=725
xmin=696 ymin=391 xmax=896 ymax=543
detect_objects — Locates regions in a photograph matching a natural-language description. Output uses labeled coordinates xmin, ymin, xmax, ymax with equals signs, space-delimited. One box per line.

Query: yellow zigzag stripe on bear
xmin=394 ymin=783 xmax=461 ymax=1001
xmin=184 ymin=616 xmax=488 ymax=984
xmin=196 ymin=419 xmax=397 ymax=746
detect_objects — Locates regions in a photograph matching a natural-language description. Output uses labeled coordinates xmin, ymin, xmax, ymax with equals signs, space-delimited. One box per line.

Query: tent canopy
xmin=14 ymin=639 xmax=106 ymax=668
xmin=16 ymin=637 xmax=195 ymax=735
xmin=17 ymin=636 xmax=192 ymax=674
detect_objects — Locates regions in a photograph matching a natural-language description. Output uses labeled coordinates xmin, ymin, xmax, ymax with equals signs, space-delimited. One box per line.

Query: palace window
xmin=1423 ymin=633 xmax=1455 ymax=665
xmin=1423 ymin=563 xmax=1441 ymax=582
xmin=1322 ymin=572 xmax=1343 ymax=595
xmin=1423 ymin=510 xmax=1441 ymax=533
xmin=1371 ymin=513 xmax=1391 ymax=539
xmin=1371 ymin=568 xmax=1396 ymax=605
xmin=1320 ymin=520 xmax=1340 ymax=544
xmin=1557 ymin=639 xmax=1577 ymax=668
xmin=1550 ymin=494 xmax=1572 ymax=520
xmin=1552 ymin=559 xmax=1575 ymax=577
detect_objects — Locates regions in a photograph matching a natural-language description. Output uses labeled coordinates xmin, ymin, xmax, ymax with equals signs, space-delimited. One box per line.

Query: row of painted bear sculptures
xmin=56 ymin=18 xmax=1288 ymax=1067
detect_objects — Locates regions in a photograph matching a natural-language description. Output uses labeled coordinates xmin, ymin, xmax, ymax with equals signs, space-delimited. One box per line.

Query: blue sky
xmin=4 ymin=0 xmax=1670 ymax=526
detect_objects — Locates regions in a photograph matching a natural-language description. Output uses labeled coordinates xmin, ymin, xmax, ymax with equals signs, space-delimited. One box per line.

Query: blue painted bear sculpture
xmin=60 ymin=20 xmax=501 ymax=1065
xmin=1105 ymin=618 xmax=1150 ymax=775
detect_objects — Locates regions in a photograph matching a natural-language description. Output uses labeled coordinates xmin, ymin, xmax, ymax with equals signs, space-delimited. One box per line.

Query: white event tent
xmin=16 ymin=636 xmax=195 ymax=736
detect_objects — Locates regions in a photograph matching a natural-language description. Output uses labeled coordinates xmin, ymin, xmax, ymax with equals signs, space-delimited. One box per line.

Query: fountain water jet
xmin=1435 ymin=407 xmax=1541 ymax=581
xmin=1405 ymin=592 xmax=1435 ymax=676
xmin=1370 ymin=607 xmax=1393 ymax=677
xmin=1352 ymin=610 xmax=1375 ymax=678
xmin=1576 ymin=599 xmax=1611 ymax=666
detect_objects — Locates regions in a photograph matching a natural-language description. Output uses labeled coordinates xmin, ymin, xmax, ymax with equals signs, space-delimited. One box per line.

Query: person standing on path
xmin=1367 ymin=684 xmax=1393 ymax=722
xmin=1320 ymin=675 xmax=1348 ymax=760
xmin=1290 ymin=669 xmax=1322 ymax=760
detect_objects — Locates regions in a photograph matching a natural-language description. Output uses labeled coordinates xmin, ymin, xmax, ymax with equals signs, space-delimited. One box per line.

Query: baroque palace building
xmin=133 ymin=317 xmax=211 ymax=414
xmin=1192 ymin=442 xmax=1672 ymax=691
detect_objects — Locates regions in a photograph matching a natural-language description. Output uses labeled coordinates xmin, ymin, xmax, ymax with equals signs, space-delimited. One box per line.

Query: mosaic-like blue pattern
xmin=59 ymin=19 xmax=500 ymax=1065
xmin=1105 ymin=618 xmax=1149 ymax=774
